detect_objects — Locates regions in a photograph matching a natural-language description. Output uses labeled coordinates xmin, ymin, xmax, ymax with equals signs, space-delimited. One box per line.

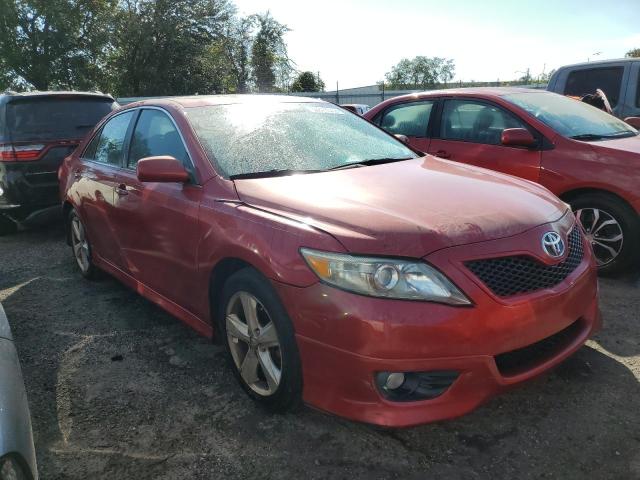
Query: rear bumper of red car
xmin=274 ymin=232 xmax=600 ymax=427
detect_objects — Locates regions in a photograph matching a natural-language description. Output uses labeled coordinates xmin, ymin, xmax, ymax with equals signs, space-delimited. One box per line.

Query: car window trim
xmin=433 ymin=96 xmax=546 ymax=149
xmin=378 ymin=99 xmax=437 ymax=138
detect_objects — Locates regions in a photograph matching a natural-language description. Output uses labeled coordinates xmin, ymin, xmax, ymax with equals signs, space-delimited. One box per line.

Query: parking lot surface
xmin=1 ymin=225 xmax=639 ymax=479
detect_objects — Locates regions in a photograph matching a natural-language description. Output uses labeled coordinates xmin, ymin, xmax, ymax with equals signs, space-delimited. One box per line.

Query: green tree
xmin=291 ymin=71 xmax=324 ymax=92
xmin=250 ymin=12 xmax=290 ymax=92
xmin=626 ymin=48 xmax=640 ymax=58
xmin=0 ymin=0 xmax=117 ymax=91
xmin=384 ymin=56 xmax=456 ymax=89
xmin=109 ymin=0 xmax=235 ymax=96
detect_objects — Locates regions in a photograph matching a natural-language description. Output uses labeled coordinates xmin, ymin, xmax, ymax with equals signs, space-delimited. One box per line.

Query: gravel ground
xmin=1 ymin=224 xmax=639 ymax=480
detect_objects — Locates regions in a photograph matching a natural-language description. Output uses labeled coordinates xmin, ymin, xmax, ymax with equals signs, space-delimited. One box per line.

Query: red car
xmin=59 ymin=96 xmax=600 ymax=427
xmin=365 ymin=88 xmax=640 ymax=275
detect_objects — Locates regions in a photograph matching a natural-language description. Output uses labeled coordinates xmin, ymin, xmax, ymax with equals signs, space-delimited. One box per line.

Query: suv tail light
xmin=0 ymin=143 xmax=46 ymax=162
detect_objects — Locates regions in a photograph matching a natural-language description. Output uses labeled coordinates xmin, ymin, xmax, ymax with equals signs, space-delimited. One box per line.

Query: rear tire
xmin=218 ymin=268 xmax=303 ymax=413
xmin=68 ymin=209 xmax=99 ymax=280
xmin=0 ymin=215 xmax=17 ymax=236
xmin=571 ymin=193 xmax=640 ymax=276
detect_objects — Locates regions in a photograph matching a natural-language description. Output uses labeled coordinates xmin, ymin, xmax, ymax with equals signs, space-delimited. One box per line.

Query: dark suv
xmin=0 ymin=91 xmax=117 ymax=234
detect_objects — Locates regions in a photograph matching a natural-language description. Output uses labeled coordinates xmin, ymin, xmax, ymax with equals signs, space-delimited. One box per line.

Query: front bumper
xmin=275 ymin=220 xmax=600 ymax=427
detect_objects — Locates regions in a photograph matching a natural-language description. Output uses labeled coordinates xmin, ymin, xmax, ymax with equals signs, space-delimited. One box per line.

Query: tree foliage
xmin=626 ymin=48 xmax=640 ymax=58
xmin=291 ymin=71 xmax=324 ymax=92
xmin=250 ymin=12 xmax=290 ymax=92
xmin=384 ymin=56 xmax=456 ymax=89
xmin=0 ymin=0 xmax=296 ymax=96
xmin=0 ymin=0 xmax=117 ymax=91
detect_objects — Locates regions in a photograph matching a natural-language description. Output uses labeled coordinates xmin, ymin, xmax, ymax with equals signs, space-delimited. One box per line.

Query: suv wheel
xmin=219 ymin=268 xmax=302 ymax=412
xmin=0 ymin=215 xmax=17 ymax=236
xmin=572 ymin=193 xmax=640 ymax=275
xmin=68 ymin=209 xmax=98 ymax=279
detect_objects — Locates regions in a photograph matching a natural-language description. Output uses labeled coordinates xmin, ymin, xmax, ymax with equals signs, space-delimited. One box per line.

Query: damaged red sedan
xmin=59 ymin=96 xmax=600 ymax=427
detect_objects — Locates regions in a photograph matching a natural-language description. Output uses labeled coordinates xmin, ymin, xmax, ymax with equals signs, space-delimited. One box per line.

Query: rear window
xmin=6 ymin=97 xmax=116 ymax=142
xmin=564 ymin=67 xmax=624 ymax=107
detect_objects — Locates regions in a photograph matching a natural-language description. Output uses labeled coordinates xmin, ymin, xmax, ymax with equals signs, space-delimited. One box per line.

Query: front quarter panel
xmin=195 ymin=179 xmax=346 ymax=322
xmin=539 ymin=136 xmax=640 ymax=212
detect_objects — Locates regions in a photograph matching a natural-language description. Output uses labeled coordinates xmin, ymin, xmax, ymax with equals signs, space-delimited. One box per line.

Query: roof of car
xmin=386 ymin=87 xmax=549 ymax=102
xmin=0 ymin=90 xmax=115 ymax=103
xmin=126 ymin=94 xmax=326 ymax=109
xmin=554 ymin=57 xmax=637 ymax=69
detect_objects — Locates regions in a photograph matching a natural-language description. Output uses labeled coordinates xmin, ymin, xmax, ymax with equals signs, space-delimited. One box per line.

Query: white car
xmin=0 ymin=303 xmax=37 ymax=480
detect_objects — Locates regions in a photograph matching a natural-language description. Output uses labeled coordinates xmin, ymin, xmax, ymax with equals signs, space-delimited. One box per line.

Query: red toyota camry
xmin=365 ymin=88 xmax=640 ymax=275
xmin=59 ymin=96 xmax=600 ymax=427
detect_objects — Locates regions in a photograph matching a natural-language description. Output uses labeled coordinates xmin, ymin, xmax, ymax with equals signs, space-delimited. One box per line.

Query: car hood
xmin=588 ymin=134 xmax=640 ymax=157
xmin=233 ymin=157 xmax=568 ymax=257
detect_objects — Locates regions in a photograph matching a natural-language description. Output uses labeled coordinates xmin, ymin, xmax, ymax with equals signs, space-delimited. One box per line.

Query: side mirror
xmin=137 ymin=156 xmax=189 ymax=183
xmin=394 ymin=134 xmax=409 ymax=144
xmin=624 ymin=117 xmax=640 ymax=129
xmin=501 ymin=128 xmax=537 ymax=148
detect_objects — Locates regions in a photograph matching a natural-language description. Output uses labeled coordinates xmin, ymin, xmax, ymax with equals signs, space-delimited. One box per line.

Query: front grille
xmin=495 ymin=319 xmax=584 ymax=377
xmin=465 ymin=227 xmax=584 ymax=298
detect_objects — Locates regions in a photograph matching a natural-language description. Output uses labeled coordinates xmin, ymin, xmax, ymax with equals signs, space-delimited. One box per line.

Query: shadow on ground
xmin=1 ymin=226 xmax=639 ymax=479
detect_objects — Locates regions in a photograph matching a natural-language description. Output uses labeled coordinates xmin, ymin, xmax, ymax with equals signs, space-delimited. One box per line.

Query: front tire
xmin=68 ymin=209 xmax=99 ymax=279
xmin=219 ymin=268 xmax=303 ymax=413
xmin=572 ymin=193 xmax=640 ymax=276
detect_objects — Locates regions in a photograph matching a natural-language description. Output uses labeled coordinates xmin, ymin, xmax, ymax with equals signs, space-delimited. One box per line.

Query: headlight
xmin=300 ymin=248 xmax=471 ymax=305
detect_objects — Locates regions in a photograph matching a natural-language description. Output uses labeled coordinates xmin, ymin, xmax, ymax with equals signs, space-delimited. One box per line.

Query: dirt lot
xmin=1 ymin=224 xmax=639 ymax=480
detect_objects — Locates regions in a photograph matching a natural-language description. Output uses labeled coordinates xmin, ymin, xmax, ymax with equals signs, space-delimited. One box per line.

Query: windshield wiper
xmin=229 ymin=169 xmax=323 ymax=180
xmin=327 ymin=157 xmax=414 ymax=171
xmin=570 ymin=133 xmax=605 ymax=141
xmin=570 ymin=131 xmax=636 ymax=141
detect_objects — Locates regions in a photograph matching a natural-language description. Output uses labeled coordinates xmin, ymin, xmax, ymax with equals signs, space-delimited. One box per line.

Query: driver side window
xmin=440 ymin=100 xmax=526 ymax=145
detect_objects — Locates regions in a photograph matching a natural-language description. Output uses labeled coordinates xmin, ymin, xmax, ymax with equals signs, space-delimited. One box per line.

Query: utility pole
xmin=336 ymin=81 xmax=339 ymax=104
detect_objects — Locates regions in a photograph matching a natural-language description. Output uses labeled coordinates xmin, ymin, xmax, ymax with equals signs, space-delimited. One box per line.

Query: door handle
xmin=115 ymin=184 xmax=129 ymax=196
xmin=434 ymin=150 xmax=451 ymax=159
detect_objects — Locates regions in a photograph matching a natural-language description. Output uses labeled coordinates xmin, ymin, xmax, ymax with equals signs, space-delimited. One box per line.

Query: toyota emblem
xmin=541 ymin=231 xmax=565 ymax=258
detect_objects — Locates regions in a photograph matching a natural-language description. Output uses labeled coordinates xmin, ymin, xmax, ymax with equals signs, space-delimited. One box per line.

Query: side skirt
xmin=93 ymin=255 xmax=214 ymax=339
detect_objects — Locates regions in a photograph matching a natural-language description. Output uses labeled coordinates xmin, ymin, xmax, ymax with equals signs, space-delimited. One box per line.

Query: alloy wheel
xmin=575 ymin=208 xmax=624 ymax=267
xmin=71 ymin=216 xmax=90 ymax=273
xmin=225 ymin=291 xmax=282 ymax=396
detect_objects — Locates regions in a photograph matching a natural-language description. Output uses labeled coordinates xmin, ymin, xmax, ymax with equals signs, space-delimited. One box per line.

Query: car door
xmin=75 ymin=110 xmax=136 ymax=269
xmin=107 ymin=108 xmax=203 ymax=314
xmin=375 ymin=100 xmax=436 ymax=153
xmin=427 ymin=98 xmax=542 ymax=182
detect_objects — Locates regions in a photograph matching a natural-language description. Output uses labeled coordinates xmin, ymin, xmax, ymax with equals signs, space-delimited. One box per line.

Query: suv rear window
xmin=6 ymin=97 xmax=115 ymax=142
xmin=564 ymin=67 xmax=624 ymax=107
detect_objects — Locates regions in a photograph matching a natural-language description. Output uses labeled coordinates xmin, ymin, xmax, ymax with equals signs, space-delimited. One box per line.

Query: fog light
xmin=375 ymin=371 xmax=459 ymax=402
xmin=384 ymin=372 xmax=405 ymax=390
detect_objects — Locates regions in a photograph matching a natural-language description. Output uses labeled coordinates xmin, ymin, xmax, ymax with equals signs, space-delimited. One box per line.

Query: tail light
xmin=0 ymin=143 xmax=46 ymax=161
